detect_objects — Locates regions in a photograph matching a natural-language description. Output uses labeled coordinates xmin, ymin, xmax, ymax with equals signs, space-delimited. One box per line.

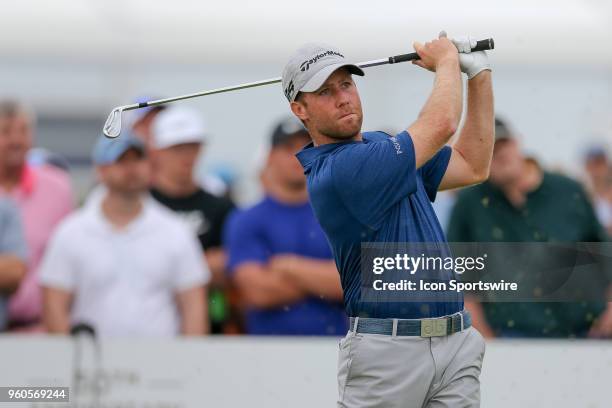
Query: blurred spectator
xmin=149 ymin=107 xmax=236 ymax=334
xmin=447 ymin=117 xmax=610 ymax=338
xmin=39 ymin=134 xmax=209 ymax=337
xmin=202 ymin=163 xmax=238 ymax=201
xmin=125 ymin=96 xmax=167 ymax=188
xmin=27 ymin=148 xmax=70 ymax=173
xmin=224 ymin=117 xmax=346 ymax=335
xmin=0 ymin=199 xmax=28 ymax=331
xmin=199 ymin=171 xmax=232 ymax=199
xmin=583 ymin=145 xmax=612 ymax=236
xmin=125 ymin=96 xmax=166 ymax=147
xmin=0 ymin=100 xmax=73 ymax=330
xmin=431 ymin=190 xmax=458 ymax=233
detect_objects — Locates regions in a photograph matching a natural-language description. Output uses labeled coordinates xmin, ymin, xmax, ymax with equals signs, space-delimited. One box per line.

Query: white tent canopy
xmin=1 ymin=0 xmax=611 ymax=65
xmin=0 ymin=0 xmax=610 ymax=188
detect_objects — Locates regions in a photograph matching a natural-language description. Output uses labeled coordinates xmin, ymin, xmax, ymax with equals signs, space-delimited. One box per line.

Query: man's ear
xmin=290 ymin=100 xmax=308 ymax=123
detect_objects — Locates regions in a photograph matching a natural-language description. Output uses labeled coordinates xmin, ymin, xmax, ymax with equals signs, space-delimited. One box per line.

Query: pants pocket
xmin=473 ymin=327 xmax=486 ymax=356
xmin=337 ymin=333 xmax=355 ymax=404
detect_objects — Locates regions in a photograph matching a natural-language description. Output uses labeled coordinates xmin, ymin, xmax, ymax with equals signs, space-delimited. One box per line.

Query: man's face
xmin=291 ymin=68 xmax=363 ymax=141
xmin=153 ymin=142 xmax=201 ymax=184
xmin=585 ymin=155 xmax=609 ymax=182
xmin=0 ymin=113 xmax=33 ymax=169
xmin=132 ymin=108 xmax=163 ymax=146
xmin=97 ymin=149 xmax=150 ymax=195
xmin=268 ymin=133 xmax=310 ymax=189
xmin=489 ymin=138 xmax=525 ymax=187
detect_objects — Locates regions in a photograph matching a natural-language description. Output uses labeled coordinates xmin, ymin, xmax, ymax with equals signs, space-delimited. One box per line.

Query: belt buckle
xmin=421 ymin=318 xmax=448 ymax=337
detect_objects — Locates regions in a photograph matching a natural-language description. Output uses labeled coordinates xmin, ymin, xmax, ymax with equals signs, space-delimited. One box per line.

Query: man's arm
xmin=176 ymin=285 xmax=208 ymax=335
xmin=233 ymin=262 xmax=306 ymax=308
xmin=42 ymin=286 xmax=73 ymax=334
xmin=408 ymin=35 xmax=463 ymax=169
xmin=206 ymin=199 xmax=236 ymax=287
xmin=204 ymin=247 xmax=227 ymax=286
xmin=439 ymin=71 xmax=494 ymax=190
xmin=268 ymin=255 xmax=343 ymax=301
xmin=464 ymin=296 xmax=495 ymax=338
xmin=0 ymin=255 xmax=26 ymax=294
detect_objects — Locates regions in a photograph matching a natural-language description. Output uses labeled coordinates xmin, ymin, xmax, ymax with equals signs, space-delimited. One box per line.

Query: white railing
xmin=0 ymin=335 xmax=610 ymax=407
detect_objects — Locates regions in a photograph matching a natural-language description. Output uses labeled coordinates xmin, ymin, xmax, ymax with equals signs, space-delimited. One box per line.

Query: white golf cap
xmin=152 ymin=106 xmax=207 ymax=149
xmin=281 ymin=43 xmax=364 ymax=102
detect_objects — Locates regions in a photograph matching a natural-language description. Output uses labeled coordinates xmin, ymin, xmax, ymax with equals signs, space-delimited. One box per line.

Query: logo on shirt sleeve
xmin=390 ymin=136 xmax=403 ymax=155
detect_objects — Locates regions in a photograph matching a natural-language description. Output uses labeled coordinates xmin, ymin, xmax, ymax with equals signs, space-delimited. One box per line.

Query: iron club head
xmin=102 ymin=106 xmax=125 ymax=138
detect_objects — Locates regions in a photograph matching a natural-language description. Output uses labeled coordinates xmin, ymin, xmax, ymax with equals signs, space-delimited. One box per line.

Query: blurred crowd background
xmin=0 ymin=0 xmax=611 ymax=339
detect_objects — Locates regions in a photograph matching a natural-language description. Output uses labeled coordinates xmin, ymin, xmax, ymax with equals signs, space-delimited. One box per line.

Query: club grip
xmin=388 ymin=37 xmax=494 ymax=64
xmin=473 ymin=38 xmax=494 ymax=52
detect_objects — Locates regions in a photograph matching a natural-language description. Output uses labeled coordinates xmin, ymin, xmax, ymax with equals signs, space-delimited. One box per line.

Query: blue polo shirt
xmin=296 ymin=130 xmax=463 ymax=319
xmin=224 ymin=196 xmax=348 ymax=335
xmin=0 ymin=199 xmax=28 ymax=331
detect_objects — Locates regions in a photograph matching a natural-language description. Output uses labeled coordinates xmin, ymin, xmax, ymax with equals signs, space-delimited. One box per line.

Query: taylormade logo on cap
xmin=299 ymin=50 xmax=345 ymax=72
xmin=282 ymin=43 xmax=364 ymax=102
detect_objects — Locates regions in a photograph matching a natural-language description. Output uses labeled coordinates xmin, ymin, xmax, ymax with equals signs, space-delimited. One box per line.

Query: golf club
xmin=103 ymin=38 xmax=494 ymax=138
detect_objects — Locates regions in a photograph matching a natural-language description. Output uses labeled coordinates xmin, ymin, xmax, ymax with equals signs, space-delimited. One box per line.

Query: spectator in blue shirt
xmin=224 ymin=117 xmax=346 ymax=335
xmin=0 ymin=199 xmax=28 ymax=331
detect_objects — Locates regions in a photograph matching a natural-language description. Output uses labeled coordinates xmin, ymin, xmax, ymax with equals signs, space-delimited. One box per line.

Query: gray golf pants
xmin=337 ymin=326 xmax=486 ymax=407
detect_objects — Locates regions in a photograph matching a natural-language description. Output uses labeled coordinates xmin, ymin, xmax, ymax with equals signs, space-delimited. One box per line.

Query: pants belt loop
xmin=392 ymin=319 xmax=398 ymax=337
xmin=353 ymin=317 xmax=360 ymax=333
xmin=460 ymin=312 xmax=465 ymax=331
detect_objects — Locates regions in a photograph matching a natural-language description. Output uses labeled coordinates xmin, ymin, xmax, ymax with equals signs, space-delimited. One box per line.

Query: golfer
xmin=282 ymin=32 xmax=493 ymax=407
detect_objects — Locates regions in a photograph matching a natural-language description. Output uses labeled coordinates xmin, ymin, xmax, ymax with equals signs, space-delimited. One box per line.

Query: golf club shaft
xmin=103 ymin=37 xmax=494 ymax=138
xmin=121 ymin=77 xmax=283 ymax=113
xmin=122 ymin=38 xmax=494 ymax=112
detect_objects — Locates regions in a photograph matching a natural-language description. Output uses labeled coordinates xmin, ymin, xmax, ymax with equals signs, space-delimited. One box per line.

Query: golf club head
xmin=103 ymin=107 xmax=123 ymax=138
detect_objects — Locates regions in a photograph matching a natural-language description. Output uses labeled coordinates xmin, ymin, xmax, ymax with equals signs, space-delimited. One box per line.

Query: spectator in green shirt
xmin=447 ymin=117 xmax=611 ymax=338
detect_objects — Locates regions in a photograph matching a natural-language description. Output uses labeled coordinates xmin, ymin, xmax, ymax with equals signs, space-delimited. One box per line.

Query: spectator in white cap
xmin=40 ymin=133 xmax=209 ymax=337
xmin=150 ymin=106 xmax=236 ymax=334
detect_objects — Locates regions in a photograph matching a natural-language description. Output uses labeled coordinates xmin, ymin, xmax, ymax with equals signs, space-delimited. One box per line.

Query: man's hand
xmin=42 ymin=286 xmax=73 ymax=334
xmin=268 ymin=255 xmax=298 ymax=277
xmin=451 ymin=36 xmax=491 ymax=79
xmin=412 ymin=31 xmax=459 ymax=72
xmin=269 ymin=254 xmax=344 ymax=301
xmin=204 ymin=248 xmax=227 ymax=287
xmin=588 ymin=303 xmax=612 ymax=338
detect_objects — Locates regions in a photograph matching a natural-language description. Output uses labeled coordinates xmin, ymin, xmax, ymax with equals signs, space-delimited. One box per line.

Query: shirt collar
xmin=85 ymin=190 xmax=155 ymax=234
xmin=2 ymin=164 xmax=37 ymax=197
xmin=296 ymin=138 xmax=368 ymax=174
xmin=20 ymin=164 xmax=36 ymax=195
xmin=264 ymin=194 xmax=310 ymax=209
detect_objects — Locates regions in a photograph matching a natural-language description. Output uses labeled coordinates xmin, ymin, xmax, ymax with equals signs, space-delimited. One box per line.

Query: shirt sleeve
xmin=420 ymin=146 xmax=452 ymax=202
xmin=0 ymin=200 xmax=28 ymax=261
xmin=172 ymin=225 xmax=211 ymax=291
xmin=223 ymin=210 xmax=269 ymax=274
xmin=38 ymin=221 xmax=77 ymax=290
xmin=331 ymin=130 xmax=417 ymax=230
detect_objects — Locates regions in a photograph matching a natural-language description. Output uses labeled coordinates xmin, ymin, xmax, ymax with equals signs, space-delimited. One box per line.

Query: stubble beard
xmin=318 ymin=112 xmax=363 ymax=142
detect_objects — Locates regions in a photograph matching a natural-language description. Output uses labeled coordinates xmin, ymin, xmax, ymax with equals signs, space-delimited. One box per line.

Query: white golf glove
xmin=451 ymin=36 xmax=491 ymax=79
